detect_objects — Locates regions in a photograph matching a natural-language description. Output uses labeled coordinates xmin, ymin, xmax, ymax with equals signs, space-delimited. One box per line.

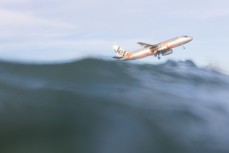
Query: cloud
xmin=168 ymin=0 xmax=229 ymax=19
xmin=0 ymin=38 xmax=119 ymax=63
xmin=0 ymin=9 xmax=76 ymax=38
xmin=188 ymin=9 xmax=229 ymax=19
xmin=0 ymin=0 xmax=28 ymax=4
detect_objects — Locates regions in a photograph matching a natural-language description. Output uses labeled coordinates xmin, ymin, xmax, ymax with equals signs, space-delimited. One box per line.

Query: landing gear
xmin=182 ymin=45 xmax=185 ymax=49
xmin=155 ymin=53 xmax=160 ymax=60
xmin=154 ymin=51 xmax=161 ymax=60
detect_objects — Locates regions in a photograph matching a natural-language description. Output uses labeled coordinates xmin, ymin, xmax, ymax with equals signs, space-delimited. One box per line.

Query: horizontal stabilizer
xmin=113 ymin=56 xmax=124 ymax=60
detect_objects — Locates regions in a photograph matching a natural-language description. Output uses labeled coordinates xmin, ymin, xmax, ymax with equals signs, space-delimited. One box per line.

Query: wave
xmin=0 ymin=58 xmax=227 ymax=89
xmin=1 ymin=58 xmax=229 ymax=153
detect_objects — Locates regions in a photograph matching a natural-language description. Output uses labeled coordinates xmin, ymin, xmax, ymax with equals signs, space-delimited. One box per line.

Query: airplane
xmin=112 ymin=35 xmax=193 ymax=60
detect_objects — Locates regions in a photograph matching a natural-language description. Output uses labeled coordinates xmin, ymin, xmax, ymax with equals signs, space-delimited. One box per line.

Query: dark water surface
xmin=1 ymin=58 xmax=229 ymax=153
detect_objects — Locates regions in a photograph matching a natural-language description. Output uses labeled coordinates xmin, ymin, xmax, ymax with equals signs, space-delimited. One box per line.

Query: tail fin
xmin=112 ymin=45 xmax=126 ymax=59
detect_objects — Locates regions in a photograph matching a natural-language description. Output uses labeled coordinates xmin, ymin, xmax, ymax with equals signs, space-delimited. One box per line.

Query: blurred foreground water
xmin=0 ymin=58 xmax=229 ymax=153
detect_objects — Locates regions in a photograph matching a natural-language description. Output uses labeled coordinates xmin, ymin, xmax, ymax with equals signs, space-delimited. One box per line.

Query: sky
xmin=0 ymin=0 xmax=229 ymax=72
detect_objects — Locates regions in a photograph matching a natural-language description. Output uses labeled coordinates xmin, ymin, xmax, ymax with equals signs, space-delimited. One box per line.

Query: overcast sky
xmin=0 ymin=0 xmax=229 ymax=71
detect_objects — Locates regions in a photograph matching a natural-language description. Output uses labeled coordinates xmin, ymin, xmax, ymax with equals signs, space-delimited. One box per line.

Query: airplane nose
xmin=188 ymin=37 xmax=193 ymax=42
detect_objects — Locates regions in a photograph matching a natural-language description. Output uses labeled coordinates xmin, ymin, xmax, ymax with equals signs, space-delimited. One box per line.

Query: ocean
xmin=0 ymin=58 xmax=229 ymax=153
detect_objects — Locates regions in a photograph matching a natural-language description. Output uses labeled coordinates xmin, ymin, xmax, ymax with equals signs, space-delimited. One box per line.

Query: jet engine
xmin=162 ymin=49 xmax=173 ymax=56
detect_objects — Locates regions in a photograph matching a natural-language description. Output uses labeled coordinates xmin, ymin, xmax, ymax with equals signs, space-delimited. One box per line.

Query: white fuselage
xmin=120 ymin=35 xmax=193 ymax=60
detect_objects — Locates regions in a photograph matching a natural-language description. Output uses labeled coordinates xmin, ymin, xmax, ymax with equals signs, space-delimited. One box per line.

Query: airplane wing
xmin=137 ymin=42 xmax=157 ymax=49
